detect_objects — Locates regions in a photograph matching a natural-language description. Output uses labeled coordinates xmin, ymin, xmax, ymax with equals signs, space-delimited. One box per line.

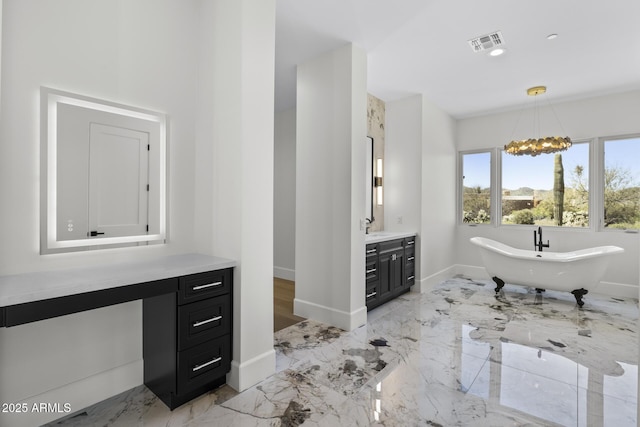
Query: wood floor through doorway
xmin=273 ymin=277 xmax=305 ymax=332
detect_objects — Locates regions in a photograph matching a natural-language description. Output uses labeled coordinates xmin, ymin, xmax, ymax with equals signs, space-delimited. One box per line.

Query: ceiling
xmin=275 ymin=0 xmax=640 ymax=119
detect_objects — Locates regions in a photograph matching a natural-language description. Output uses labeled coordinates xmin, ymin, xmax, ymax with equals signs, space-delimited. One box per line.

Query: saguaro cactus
xmin=553 ymin=154 xmax=565 ymax=226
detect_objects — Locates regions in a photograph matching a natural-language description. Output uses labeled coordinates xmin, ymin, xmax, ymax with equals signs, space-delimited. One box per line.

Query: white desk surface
xmin=0 ymin=253 xmax=236 ymax=307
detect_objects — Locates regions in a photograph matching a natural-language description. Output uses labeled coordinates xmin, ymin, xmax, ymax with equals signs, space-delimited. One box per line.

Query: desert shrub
xmin=563 ymin=211 xmax=588 ymax=227
xmin=463 ymin=209 xmax=490 ymax=224
xmin=511 ymin=209 xmax=535 ymax=225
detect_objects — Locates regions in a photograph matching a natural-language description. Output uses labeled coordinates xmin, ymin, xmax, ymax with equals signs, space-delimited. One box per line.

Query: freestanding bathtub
xmin=470 ymin=237 xmax=624 ymax=306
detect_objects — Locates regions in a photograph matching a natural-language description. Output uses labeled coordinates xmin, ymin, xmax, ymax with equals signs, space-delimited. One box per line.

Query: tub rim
xmin=470 ymin=236 xmax=624 ymax=263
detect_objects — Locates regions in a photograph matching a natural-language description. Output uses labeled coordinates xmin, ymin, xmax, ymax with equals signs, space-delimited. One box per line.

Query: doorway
xmin=273 ymin=277 xmax=305 ymax=332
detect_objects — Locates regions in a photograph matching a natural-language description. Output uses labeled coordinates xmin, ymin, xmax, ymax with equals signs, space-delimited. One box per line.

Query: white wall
xmin=0 ymin=1 xmax=200 ymax=425
xmin=456 ymin=91 xmax=640 ymax=295
xmin=383 ymin=94 xmax=458 ymax=291
xmin=0 ymin=0 xmax=198 ymax=273
xmin=420 ymin=97 xmax=458 ymax=288
xmin=193 ymin=0 xmax=276 ymax=392
xmin=295 ymin=44 xmax=367 ymax=331
xmin=385 ymin=94 xmax=423 ymax=279
xmin=274 ymin=108 xmax=296 ymax=280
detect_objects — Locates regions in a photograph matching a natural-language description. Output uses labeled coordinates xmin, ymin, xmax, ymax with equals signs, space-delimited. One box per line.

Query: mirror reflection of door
xmin=88 ymin=124 xmax=149 ymax=239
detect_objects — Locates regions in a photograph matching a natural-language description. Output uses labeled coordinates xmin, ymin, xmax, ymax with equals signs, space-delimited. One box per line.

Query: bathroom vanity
xmin=365 ymin=232 xmax=416 ymax=310
xmin=0 ymin=254 xmax=235 ymax=410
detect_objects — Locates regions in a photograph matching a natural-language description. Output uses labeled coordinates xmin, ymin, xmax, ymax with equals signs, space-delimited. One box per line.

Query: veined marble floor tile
xmin=274 ymin=319 xmax=345 ymax=372
xmin=46 ymin=278 xmax=637 ymax=427
xmin=324 ymin=350 xmax=537 ymax=427
xmin=45 ymin=384 xmax=239 ymax=427
xmin=186 ymin=367 xmax=349 ymax=426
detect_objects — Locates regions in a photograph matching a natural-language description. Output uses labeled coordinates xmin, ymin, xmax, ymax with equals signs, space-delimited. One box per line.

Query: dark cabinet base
xmin=366 ymin=236 xmax=415 ymax=311
xmin=143 ymin=268 xmax=233 ymax=410
xmin=151 ymin=374 xmax=227 ymax=411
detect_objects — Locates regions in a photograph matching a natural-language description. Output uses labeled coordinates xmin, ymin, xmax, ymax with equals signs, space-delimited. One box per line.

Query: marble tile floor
xmin=46 ymin=277 xmax=638 ymax=426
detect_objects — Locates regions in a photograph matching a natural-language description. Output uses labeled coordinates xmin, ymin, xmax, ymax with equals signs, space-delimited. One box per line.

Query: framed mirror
xmin=40 ymin=87 xmax=168 ymax=254
xmin=366 ymin=136 xmax=374 ymax=222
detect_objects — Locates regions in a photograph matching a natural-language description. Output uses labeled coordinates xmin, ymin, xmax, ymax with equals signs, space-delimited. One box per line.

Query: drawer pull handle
xmin=366 ymin=249 xmax=377 ymax=254
xmin=366 ymin=268 xmax=377 ymax=274
xmin=407 ymin=256 xmax=415 ymax=261
xmin=407 ymin=241 xmax=415 ymax=246
xmin=366 ymin=291 xmax=377 ymax=298
xmin=192 ymin=281 xmax=222 ymax=291
xmin=193 ymin=356 xmax=222 ymax=372
xmin=408 ymin=275 xmax=415 ymax=281
xmin=193 ymin=315 xmax=223 ymax=328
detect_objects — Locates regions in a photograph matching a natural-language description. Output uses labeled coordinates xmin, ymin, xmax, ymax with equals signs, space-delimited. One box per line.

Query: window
xmin=602 ymin=136 xmax=640 ymax=230
xmin=461 ymin=151 xmax=492 ymax=224
xmin=501 ymin=142 xmax=590 ymax=227
xmin=458 ymin=134 xmax=639 ymax=232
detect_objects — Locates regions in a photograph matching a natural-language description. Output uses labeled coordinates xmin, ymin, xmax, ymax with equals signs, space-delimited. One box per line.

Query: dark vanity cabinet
xmin=366 ymin=235 xmax=416 ymax=310
xmin=404 ymin=236 xmax=416 ymax=288
xmin=365 ymin=244 xmax=380 ymax=307
xmin=143 ymin=268 xmax=233 ymax=410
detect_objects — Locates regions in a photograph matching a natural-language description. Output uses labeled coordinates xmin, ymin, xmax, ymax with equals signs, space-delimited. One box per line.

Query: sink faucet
xmin=534 ymin=226 xmax=550 ymax=252
xmin=365 ymin=218 xmax=373 ymax=234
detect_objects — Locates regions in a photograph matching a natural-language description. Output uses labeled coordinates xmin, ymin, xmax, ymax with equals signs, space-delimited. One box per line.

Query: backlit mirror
xmin=40 ymin=87 xmax=167 ymax=254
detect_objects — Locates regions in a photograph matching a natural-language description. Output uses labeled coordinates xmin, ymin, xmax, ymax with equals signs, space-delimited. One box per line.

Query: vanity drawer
xmin=405 ymin=265 xmax=415 ymax=286
xmin=179 ymin=269 xmax=231 ymax=305
xmin=366 ymin=258 xmax=379 ymax=283
xmin=178 ymin=294 xmax=230 ymax=351
xmin=177 ymin=336 xmax=231 ymax=395
xmin=379 ymin=238 xmax=404 ymax=253
xmin=405 ymin=246 xmax=415 ymax=265
xmin=366 ymin=243 xmax=378 ymax=258
xmin=366 ymin=283 xmax=379 ymax=304
xmin=404 ymin=236 xmax=416 ymax=248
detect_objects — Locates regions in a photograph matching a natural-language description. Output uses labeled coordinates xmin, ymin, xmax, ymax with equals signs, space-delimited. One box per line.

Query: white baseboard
xmin=293 ymin=298 xmax=367 ymax=331
xmin=4 ymin=360 xmax=143 ymax=427
xmin=593 ymin=281 xmax=639 ymax=299
xmin=273 ymin=266 xmax=295 ymax=281
xmin=455 ymin=264 xmax=490 ymax=280
xmin=228 ymin=348 xmax=276 ymax=392
xmin=415 ymin=265 xmax=459 ymax=293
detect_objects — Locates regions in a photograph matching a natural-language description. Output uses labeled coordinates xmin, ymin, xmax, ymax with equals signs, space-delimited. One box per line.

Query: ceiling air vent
xmin=468 ymin=31 xmax=504 ymax=52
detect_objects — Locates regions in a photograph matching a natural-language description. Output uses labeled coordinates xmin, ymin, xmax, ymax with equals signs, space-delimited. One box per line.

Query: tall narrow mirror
xmin=40 ymin=87 xmax=168 ymax=254
xmin=366 ymin=136 xmax=374 ymax=223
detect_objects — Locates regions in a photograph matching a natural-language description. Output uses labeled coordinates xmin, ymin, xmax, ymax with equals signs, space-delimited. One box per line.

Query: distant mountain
xmin=464 ymin=186 xmax=553 ymax=197
xmin=503 ymin=187 xmax=553 ymax=197
xmin=507 ymin=187 xmax=534 ymax=196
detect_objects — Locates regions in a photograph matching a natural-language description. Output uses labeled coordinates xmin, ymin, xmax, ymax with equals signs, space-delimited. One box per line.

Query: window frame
xmin=457 ymin=148 xmax=498 ymax=226
xmin=498 ymin=138 xmax=593 ymax=230
xmin=597 ymin=133 xmax=640 ymax=233
xmin=457 ymin=134 xmax=640 ymax=234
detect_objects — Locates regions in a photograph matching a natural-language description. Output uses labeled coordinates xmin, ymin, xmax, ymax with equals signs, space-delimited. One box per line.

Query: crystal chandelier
xmin=505 ymin=86 xmax=571 ymax=156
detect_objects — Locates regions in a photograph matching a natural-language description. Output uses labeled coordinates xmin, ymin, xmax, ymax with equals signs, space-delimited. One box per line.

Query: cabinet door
xmin=379 ymin=247 xmax=404 ymax=300
xmin=378 ymin=250 xmax=392 ymax=300
xmin=390 ymin=249 xmax=405 ymax=294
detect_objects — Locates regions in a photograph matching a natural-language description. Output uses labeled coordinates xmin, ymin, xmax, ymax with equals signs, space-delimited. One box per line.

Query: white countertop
xmin=0 ymin=253 xmax=236 ymax=307
xmin=365 ymin=231 xmax=417 ymax=244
